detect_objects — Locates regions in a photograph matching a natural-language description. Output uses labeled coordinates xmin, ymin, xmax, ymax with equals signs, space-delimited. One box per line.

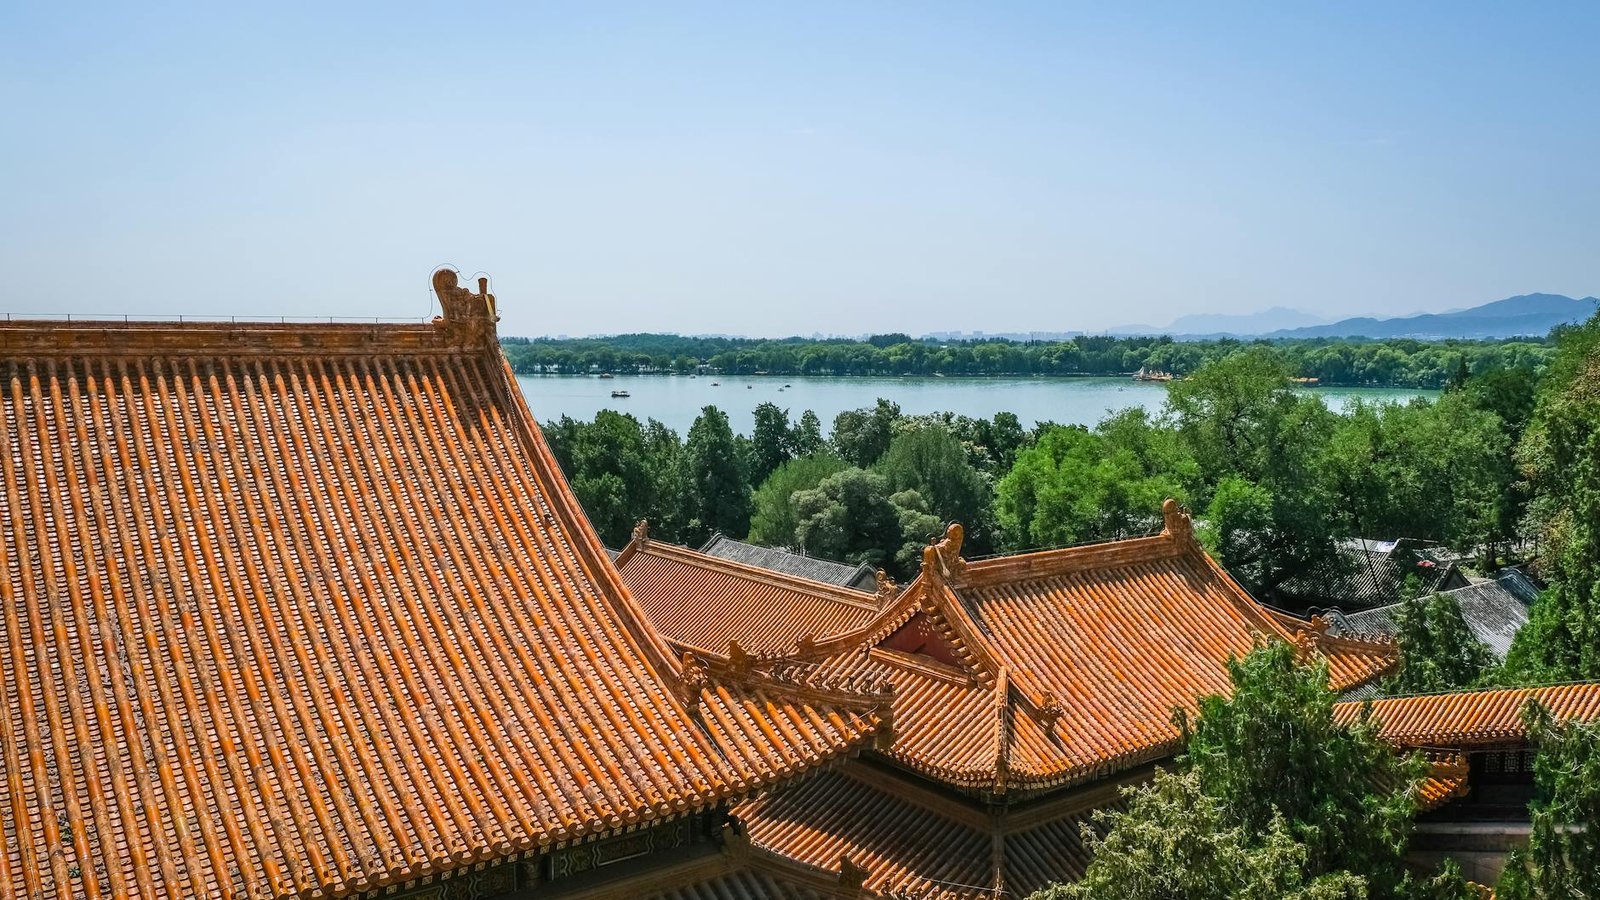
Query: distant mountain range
xmin=1110 ymin=307 xmax=1328 ymax=337
xmin=1112 ymin=294 xmax=1598 ymax=341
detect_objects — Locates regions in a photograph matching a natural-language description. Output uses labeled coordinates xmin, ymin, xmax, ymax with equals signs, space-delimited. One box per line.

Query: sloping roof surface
xmin=617 ymin=538 xmax=883 ymax=654
xmin=0 ymin=290 xmax=878 ymax=900
xmin=642 ymin=869 xmax=828 ymax=900
xmin=1326 ymin=572 xmax=1535 ymax=660
xmin=1278 ymin=538 xmax=1466 ymax=609
xmin=734 ymin=763 xmax=1108 ymax=899
xmin=700 ymin=535 xmax=878 ymax=591
xmin=1335 ymin=683 xmax=1600 ymax=746
xmin=791 ymin=507 xmax=1398 ymax=794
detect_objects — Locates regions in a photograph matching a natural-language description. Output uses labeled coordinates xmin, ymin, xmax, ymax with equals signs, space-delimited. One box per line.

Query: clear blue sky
xmin=2 ymin=2 xmax=1596 ymax=337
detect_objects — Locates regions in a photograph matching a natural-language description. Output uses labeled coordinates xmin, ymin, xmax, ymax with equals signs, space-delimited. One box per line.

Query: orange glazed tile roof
xmin=614 ymin=529 xmax=887 ymax=656
xmin=1335 ymin=682 xmax=1600 ymax=747
xmin=0 ymin=272 xmax=883 ymax=900
xmin=750 ymin=504 xmax=1399 ymax=794
xmin=732 ymin=762 xmax=1116 ymax=898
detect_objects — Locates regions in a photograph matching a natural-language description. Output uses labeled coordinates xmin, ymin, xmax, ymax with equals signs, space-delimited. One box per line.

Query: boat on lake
xmin=1132 ymin=367 xmax=1174 ymax=382
xmin=610 ymin=390 xmax=630 ymax=398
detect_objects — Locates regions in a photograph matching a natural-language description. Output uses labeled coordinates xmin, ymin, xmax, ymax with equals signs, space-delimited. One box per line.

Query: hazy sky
xmin=3 ymin=3 xmax=1596 ymax=337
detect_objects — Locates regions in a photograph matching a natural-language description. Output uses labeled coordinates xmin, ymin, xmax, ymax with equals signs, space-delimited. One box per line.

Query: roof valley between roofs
xmin=0 ymin=270 xmax=888 ymax=900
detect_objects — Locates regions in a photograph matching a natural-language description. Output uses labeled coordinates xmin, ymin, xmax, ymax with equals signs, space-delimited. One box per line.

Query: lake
xmin=515 ymin=374 xmax=1438 ymax=435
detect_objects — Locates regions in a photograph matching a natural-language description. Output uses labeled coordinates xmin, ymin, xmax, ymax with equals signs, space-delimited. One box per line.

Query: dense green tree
xmin=1496 ymin=707 xmax=1600 ymax=899
xmin=997 ymin=413 xmax=1195 ymax=550
xmin=748 ymin=402 xmax=796 ymax=485
xmin=1170 ymin=350 xmax=1348 ymax=601
xmin=1166 ymin=348 xmax=1301 ymax=487
xmin=1035 ymin=768 xmax=1371 ymax=900
xmin=539 ymin=411 xmax=656 ymax=548
xmin=1502 ymin=312 xmax=1600 ymax=682
xmin=683 ymin=405 xmax=753 ymax=545
xmin=1384 ymin=592 xmax=1494 ymax=694
xmin=747 ymin=453 xmax=849 ymax=547
xmin=1322 ymin=395 xmax=1508 ymax=552
xmin=889 ymin=489 xmax=944 ymax=572
xmin=1035 ymin=641 xmax=1474 ymax=900
xmin=640 ymin=418 xmax=690 ymax=542
xmin=793 ymin=409 xmax=826 ymax=457
xmin=1181 ymin=642 xmax=1423 ymax=890
xmin=876 ymin=424 xmax=995 ymax=552
xmin=1456 ymin=366 xmax=1540 ymax=563
xmin=791 ymin=468 xmax=903 ymax=570
xmin=830 ymin=399 xmax=902 ymax=467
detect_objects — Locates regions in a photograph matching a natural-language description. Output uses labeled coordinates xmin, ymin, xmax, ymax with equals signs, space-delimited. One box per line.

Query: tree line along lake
xmin=516 ymin=374 xmax=1437 ymax=436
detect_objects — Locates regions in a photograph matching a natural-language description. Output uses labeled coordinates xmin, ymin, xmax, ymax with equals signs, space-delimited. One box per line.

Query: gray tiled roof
xmin=1277 ymin=537 xmax=1468 ymax=609
xmin=699 ymin=534 xmax=878 ymax=590
xmin=1324 ymin=570 xmax=1537 ymax=661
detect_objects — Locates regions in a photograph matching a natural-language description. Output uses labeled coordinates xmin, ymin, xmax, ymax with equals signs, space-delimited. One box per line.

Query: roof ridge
xmin=623 ymin=534 xmax=880 ymax=609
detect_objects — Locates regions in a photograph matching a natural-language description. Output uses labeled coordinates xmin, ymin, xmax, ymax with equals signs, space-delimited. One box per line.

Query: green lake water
xmin=516 ymin=374 xmax=1438 ymax=436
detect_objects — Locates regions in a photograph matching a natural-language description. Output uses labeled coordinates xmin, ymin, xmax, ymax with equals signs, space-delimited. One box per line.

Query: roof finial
xmin=921 ymin=522 xmax=968 ymax=584
xmin=1161 ymin=498 xmax=1193 ymax=543
xmin=631 ymin=519 xmax=650 ymax=546
xmin=432 ymin=267 xmax=498 ymax=325
xmin=873 ymin=569 xmax=898 ymax=602
xmin=838 ymin=854 xmax=870 ymax=891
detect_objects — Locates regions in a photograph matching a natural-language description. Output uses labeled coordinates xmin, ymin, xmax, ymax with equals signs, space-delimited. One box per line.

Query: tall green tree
xmin=831 ymin=399 xmax=902 ymax=467
xmin=1322 ymin=396 xmax=1507 ymax=553
xmin=1496 ymin=706 xmax=1600 ymax=899
xmin=997 ymin=413 xmax=1195 ymax=551
xmin=1038 ymin=641 xmax=1474 ymax=900
xmin=683 ymin=405 xmax=752 ymax=545
xmin=640 ymin=418 xmax=689 ymax=543
xmin=1169 ymin=349 xmax=1347 ymax=601
xmin=1385 ymin=592 xmax=1494 ymax=694
xmin=1181 ymin=642 xmax=1422 ymax=890
xmin=791 ymin=468 xmax=904 ymax=570
xmin=540 ymin=411 xmax=655 ymax=548
xmin=747 ymin=402 xmax=797 ymax=486
xmin=876 ymin=424 xmax=995 ymax=553
xmin=747 ymin=453 xmax=849 ymax=547
xmin=793 ymin=409 xmax=826 ymax=457
xmin=1504 ymin=311 xmax=1600 ymax=681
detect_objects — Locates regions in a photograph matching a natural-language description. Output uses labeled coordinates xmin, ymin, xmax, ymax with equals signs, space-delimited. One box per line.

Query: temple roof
xmin=699 ymin=534 xmax=879 ymax=591
xmin=616 ymin=530 xmax=890 ymax=655
xmin=637 ymin=501 xmax=1399 ymax=797
xmin=733 ymin=763 xmax=1111 ymax=899
xmin=1323 ymin=570 xmax=1537 ymax=661
xmin=0 ymin=272 xmax=882 ymax=900
xmin=1335 ymin=682 xmax=1600 ymax=747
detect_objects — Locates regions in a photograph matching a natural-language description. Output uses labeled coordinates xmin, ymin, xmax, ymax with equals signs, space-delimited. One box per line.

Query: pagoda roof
xmin=615 ymin=530 xmax=890 ymax=656
xmin=0 ymin=271 xmax=883 ymax=900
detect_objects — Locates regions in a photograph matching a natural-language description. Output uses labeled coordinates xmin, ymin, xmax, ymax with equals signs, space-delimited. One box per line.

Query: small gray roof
xmin=1277 ymin=537 xmax=1468 ymax=609
xmin=1324 ymin=570 xmax=1537 ymax=661
xmin=699 ymin=534 xmax=878 ymax=591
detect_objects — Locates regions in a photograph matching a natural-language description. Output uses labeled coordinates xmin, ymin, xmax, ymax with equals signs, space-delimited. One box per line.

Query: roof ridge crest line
xmin=480 ymin=301 xmax=691 ymax=690
xmin=681 ymin=644 xmax=895 ymax=712
xmin=768 ymin=577 xmax=925 ymax=660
